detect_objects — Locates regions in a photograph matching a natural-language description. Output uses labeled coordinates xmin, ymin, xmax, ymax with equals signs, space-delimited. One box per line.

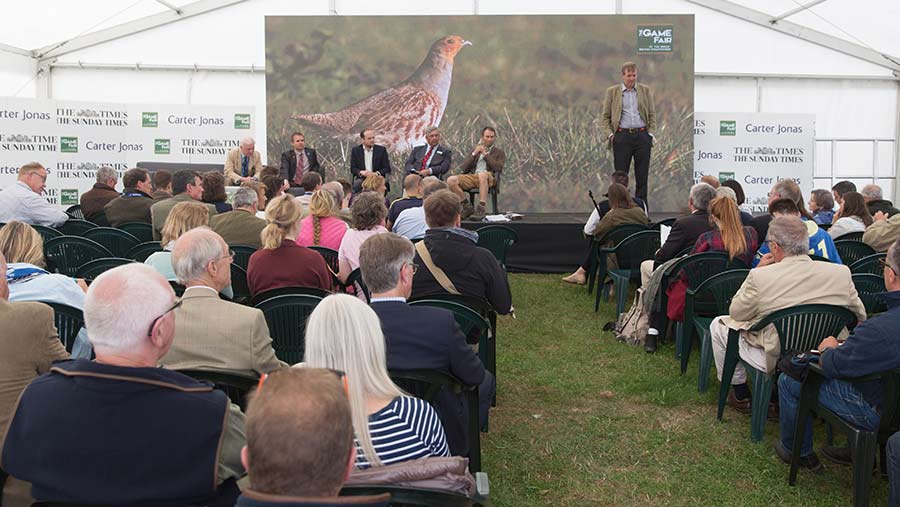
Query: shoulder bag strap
xmin=415 ymin=241 xmax=461 ymax=295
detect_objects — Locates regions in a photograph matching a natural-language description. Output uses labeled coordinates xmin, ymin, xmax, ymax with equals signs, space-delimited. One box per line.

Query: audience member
xmin=716 ymin=186 xmax=752 ymax=225
xmin=146 ymin=201 xmax=210 ymax=279
xmin=699 ymin=175 xmax=720 ymax=189
xmin=105 ymin=168 xmax=155 ymax=226
xmin=297 ymin=189 xmax=348 ymax=251
xmin=0 ymin=221 xmax=91 ymax=358
xmin=258 ymin=165 xmax=281 ymax=180
xmin=776 ymin=237 xmax=900 ymax=471
xmin=338 ymin=192 xmax=389 ymax=284
xmin=387 ymin=174 xmax=424 ymax=230
xmin=225 ymin=137 xmax=263 ymax=185
xmin=0 ymin=162 xmax=68 ymax=227
xmin=392 ymin=177 xmax=446 ymax=241
xmin=297 ymin=171 xmax=323 ymax=212
xmin=79 ymin=166 xmax=120 ymax=221
xmin=828 ymin=191 xmax=872 ymax=239
xmin=751 ymin=199 xmax=841 ymax=267
xmin=150 ymin=170 xmax=216 ymax=240
xmin=247 ymin=195 xmax=333 ymax=295
xmin=753 ymin=180 xmax=814 ymax=242
xmin=808 ymin=189 xmax=835 ymax=226
xmin=721 ymin=179 xmax=752 ymax=215
xmin=236 ymin=368 xmax=390 ymax=507
xmin=564 ymin=182 xmax=649 ymax=285
xmin=210 ymin=186 xmax=266 ymax=249
xmin=323 ymin=180 xmax=352 ymax=225
xmin=411 ymin=190 xmax=512 ymax=314
xmin=652 ymin=196 xmax=759 ymax=352
xmin=861 ymin=183 xmax=900 ymax=217
xmin=863 ymin=209 xmax=900 ymax=252
xmin=0 ymin=251 xmax=69 ymax=506
xmin=358 ymin=173 xmax=389 ymax=209
xmin=710 ymin=216 xmax=865 ymax=415
xmin=1 ymin=264 xmax=245 ymax=506
xmin=304 ymin=294 xmax=450 ymax=468
xmin=151 ymin=170 xmax=173 ymax=199
xmin=337 ymin=178 xmax=354 ymax=212
xmin=161 ymin=228 xmax=285 ymax=376
xmin=241 ymin=179 xmax=268 ymax=216
xmin=832 ymin=180 xmax=857 ymax=207
xmin=201 ymin=171 xmax=233 ymax=214
xmin=361 ymin=233 xmax=494 ymax=455
xmin=261 ymin=173 xmax=287 ymax=203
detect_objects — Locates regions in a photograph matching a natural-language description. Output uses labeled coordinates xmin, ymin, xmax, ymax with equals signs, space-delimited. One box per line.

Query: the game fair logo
xmin=60 ymin=189 xmax=79 ymax=206
xmin=56 ymin=107 xmax=128 ymax=127
xmin=155 ymin=139 xmax=171 ymax=155
xmin=637 ymin=25 xmax=673 ymax=52
xmin=719 ymin=120 xmax=736 ymax=136
xmin=142 ymin=112 xmax=158 ymax=127
xmin=60 ymin=137 xmax=78 ymax=153
xmin=0 ymin=134 xmax=57 ymax=152
xmin=234 ymin=113 xmax=251 ymax=129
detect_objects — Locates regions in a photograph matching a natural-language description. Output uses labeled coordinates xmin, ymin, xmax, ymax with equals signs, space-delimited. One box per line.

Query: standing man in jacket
xmin=601 ymin=61 xmax=656 ymax=204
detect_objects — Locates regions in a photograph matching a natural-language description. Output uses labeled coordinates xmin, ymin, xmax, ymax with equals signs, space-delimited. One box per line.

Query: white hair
xmin=96 ymin=166 xmax=118 ymax=184
xmin=861 ymin=184 xmax=883 ymax=201
xmin=240 ymin=137 xmax=256 ymax=147
xmin=767 ymin=216 xmax=810 ymax=256
xmin=303 ymin=294 xmax=404 ymax=467
xmin=171 ymin=227 xmax=226 ymax=284
xmin=84 ymin=264 xmax=174 ymax=352
xmin=716 ymin=186 xmax=737 ymax=202
xmin=232 ymin=186 xmax=259 ymax=209
xmin=425 ymin=126 xmax=439 ymax=135
xmin=690 ymin=183 xmax=716 ymax=211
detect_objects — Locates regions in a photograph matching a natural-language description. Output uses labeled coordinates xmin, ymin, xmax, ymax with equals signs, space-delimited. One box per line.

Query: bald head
xmin=84 ymin=264 xmax=175 ymax=363
xmin=404 ymin=174 xmax=423 ymax=196
xmin=171 ymin=227 xmax=232 ymax=291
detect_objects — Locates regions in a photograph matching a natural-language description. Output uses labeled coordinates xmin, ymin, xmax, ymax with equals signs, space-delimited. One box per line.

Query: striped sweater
xmin=355 ymin=396 xmax=449 ymax=469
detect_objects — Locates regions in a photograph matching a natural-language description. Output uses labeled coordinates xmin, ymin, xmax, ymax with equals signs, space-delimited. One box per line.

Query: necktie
xmin=241 ymin=155 xmax=248 ymax=177
xmin=420 ymin=145 xmax=435 ymax=172
xmin=294 ymin=151 xmax=306 ymax=186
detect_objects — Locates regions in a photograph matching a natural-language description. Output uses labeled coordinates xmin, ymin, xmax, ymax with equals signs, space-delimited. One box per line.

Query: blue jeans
xmin=778 ymin=374 xmax=880 ymax=457
xmin=887 ymin=432 xmax=900 ymax=506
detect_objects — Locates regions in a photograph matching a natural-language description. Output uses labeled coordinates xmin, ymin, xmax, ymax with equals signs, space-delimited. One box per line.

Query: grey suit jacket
xmin=404 ymin=144 xmax=452 ymax=179
xmin=149 ymin=194 xmax=217 ymax=240
xmin=160 ymin=288 xmax=286 ymax=376
xmin=723 ymin=255 xmax=867 ymax=373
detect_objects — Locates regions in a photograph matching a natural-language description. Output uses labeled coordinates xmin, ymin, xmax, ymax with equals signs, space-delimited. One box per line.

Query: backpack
xmin=615 ymin=287 xmax=651 ymax=346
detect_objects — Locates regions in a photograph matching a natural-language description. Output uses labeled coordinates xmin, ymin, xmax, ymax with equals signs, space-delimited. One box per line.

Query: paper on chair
xmin=484 ymin=214 xmax=510 ymax=222
xmin=659 ymin=224 xmax=671 ymax=245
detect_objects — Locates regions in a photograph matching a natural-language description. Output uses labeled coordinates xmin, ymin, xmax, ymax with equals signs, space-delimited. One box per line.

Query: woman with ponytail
xmin=296 ymin=189 xmax=348 ymax=251
xmin=246 ymin=194 xmax=333 ymax=296
xmin=665 ymin=196 xmax=758 ymax=321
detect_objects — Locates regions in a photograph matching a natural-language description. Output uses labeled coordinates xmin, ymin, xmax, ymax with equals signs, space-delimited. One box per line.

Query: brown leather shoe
xmin=726 ymin=390 xmax=751 ymax=414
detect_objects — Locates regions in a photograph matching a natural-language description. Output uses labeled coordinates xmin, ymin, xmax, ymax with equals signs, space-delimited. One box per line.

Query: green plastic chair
xmin=83 ymin=227 xmax=141 ymax=258
xmin=43 ymin=236 xmax=113 ymax=277
xmin=126 ymin=241 xmax=164 ymax=262
xmin=74 ymin=257 xmax=134 ymax=282
xmin=717 ymin=304 xmax=858 ymax=442
xmin=250 ymin=286 xmax=332 ymax=306
xmin=342 ymin=268 xmax=370 ymax=302
xmin=255 ymin=294 xmax=323 ymax=364
xmin=597 ymin=230 xmax=660 ymax=316
xmin=649 ymin=217 xmax=677 ymax=230
xmin=586 ymin=223 xmax=647 ymax=296
xmin=850 ymin=253 xmax=887 ymax=275
xmin=117 ymin=222 xmax=153 ymax=243
xmin=475 ymin=225 xmax=517 ymax=269
xmin=835 ymin=240 xmax=876 ymax=267
xmin=408 ymin=299 xmax=494 ymax=378
xmin=681 ymin=269 xmax=749 ymax=392
xmin=58 ymin=219 xmax=97 ymax=237
xmin=834 ymin=231 xmax=864 ymax=242
xmin=230 ymin=245 xmax=256 ymax=272
xmin=852 ymin=273 xmax=887 ymax=316
xmin=342 ymin=484 xmax=484 ymax=507
xmin=40 ymin=302 xmax=85 ymax=353
xmin=64 ymin=204 xmax=84 ymax=220
xmin=32 ymin=224 xmax=63 ymax=243
xmin=388 ymin=369 xmax=482 ymax=473
xmin=789 ymin=364 xmax=900 ymax=507
xmin=229 ymin=264 xmax=252 ymax=304
xmin=179 ymin=369 xmax=259 ymax=411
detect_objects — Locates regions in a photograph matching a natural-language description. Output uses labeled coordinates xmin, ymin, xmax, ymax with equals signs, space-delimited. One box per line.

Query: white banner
xmin=693 ymin=112 xmax=815 ymax=213
xmin=0 ymin=97 xmax=255 ymax=208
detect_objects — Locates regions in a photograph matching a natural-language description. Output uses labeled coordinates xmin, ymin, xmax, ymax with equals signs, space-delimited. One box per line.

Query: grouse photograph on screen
xmin=265 ymin=15 xmax=694 ymax=212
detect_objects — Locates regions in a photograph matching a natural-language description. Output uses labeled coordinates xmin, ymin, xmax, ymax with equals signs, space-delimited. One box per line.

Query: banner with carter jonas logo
xmin=693 ymin=112 xmax=815 ymax=213
xmin=0 ymin=97 xmax=254 ymax=208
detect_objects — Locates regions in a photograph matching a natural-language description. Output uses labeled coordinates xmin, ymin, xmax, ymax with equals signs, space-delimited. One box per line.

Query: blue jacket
xmin=813 ymin=209 xmax=834 ymax=225
xmin=752 ymin=219 xmax=842 ymax=267
xmin=820 ymin=291 xmax=900 ymax=409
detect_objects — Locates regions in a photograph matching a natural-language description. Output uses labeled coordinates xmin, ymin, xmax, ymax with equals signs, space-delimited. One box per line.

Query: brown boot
xmin=460 ymin=200 xmax=475 ymax=220
xmin=474 ymin=202 xmax=486 ymax=219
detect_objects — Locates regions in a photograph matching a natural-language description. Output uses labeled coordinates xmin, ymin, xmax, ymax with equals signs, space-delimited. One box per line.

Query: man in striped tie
xmin=403 ymin=126 xmax=453 ymax=179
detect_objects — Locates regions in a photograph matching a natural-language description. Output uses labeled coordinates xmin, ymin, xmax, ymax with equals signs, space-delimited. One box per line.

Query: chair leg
xmin=790 ymin=373 xmax=823 ymax=486
xmin=749 ymin=371 xmax=773 ymax=442
xmin=586 ymin=252 xmax=598 ymax=295
xmin=717 ymin=329 xmax=740 ymax=421
xmin=491 ymin=189 xmax=498 ymax=214
xmin=674 ymin=321 xmax=683 ymax=360
xmin=679 ymin=321 xmax=694 ymax=375
xmin=849 ymin=432 xmax=877 ymax=507
xmin=611 ymin=271 xmax=629 ymax=318
xmin=697 ymin=329 xmax=712 ymax=392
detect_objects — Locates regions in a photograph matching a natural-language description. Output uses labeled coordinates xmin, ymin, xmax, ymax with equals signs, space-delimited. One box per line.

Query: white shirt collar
xmin=184 ymin=285 xmax=219 ymax=295
xmin=370 ymin=296 xmax=407 ymax=303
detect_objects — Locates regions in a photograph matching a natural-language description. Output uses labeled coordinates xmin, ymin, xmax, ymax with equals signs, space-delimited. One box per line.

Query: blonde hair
xmin=160 ymin=202 xmax=210 ymax=246
xmin=308 ymin=190 xmax=336 ymax=246
xmin=261 ymin=194 xmax=302 ymax=250
xmin=708 ymin=197 xmax=747 ymax=261
xmin=303 ymin=294 xmax=405 ymax=468
xmin=0 ymin=221 xmax=45 ymax=267
xmin=362 ymin=173 xmax=385 ymax=193
xmin=17 ymin=162 xmax=45 ymax=177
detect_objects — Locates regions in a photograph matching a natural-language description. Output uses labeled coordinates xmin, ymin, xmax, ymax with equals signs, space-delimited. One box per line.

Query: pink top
xmin=338 ymin=226 xmax=389 ymax=272
xmin=296 ymin=215 xmax=348 ymax=251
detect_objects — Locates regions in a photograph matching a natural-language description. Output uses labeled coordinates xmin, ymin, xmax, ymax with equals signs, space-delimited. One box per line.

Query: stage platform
xmin=462 ymin=212 xmax=679 ymax=274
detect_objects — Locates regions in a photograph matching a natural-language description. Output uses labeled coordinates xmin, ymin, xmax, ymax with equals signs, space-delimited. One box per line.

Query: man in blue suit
xmin=359 ymin=232 xmax=494 ymax=457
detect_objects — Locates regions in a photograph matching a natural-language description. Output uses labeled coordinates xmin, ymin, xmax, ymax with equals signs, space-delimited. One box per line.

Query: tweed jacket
xmin=224 ymin=148 xmax=263 ymax=185
xmin=210 ymin=209 xmax=266 ymax=249
xmin=160 ymin=287 xmax=286 ymax=376
xmin=863 ymin=214 xmax=900 ymax=252
xmin=722 ymin=255 xmax=867 ymax=373
xmin=459 ymin=146 xmax=506 ymax=175
xmin=150 ymin=194 xmax=217 ymax=240
xmin=601 ymin=82 xmax=657 ymax=148
xmin=80 ymin=183 xmax=120 ymax=220
xmin=104 ymin=187 xmax=154 ymax=226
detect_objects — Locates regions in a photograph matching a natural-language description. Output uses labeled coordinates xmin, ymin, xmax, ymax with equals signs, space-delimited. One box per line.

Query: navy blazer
xmin=370 ymin=300 xmax=484 ymax=455
xmin=349 ymin=144 xmax=392 ymax=181
xmin=279 ymin=148 xmax=323 ymax=184
xmin=403 ymin=144 xmax=452 ymax=179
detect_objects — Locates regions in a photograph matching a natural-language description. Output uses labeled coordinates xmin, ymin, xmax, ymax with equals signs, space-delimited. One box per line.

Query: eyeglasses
xmin=147 ymin=300 xmax=182 ymax=336
xmin=879 ymin=258 xmax=896 ymax=275
xmin=217 ymin=250 xmax=235 ymax=263
xmin=406 ymin=262 xmax=418 ymax=274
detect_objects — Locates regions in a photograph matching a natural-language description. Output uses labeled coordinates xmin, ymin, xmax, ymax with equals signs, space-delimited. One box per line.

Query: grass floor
xmin=481 ymin=273 xmax=889 ymax=506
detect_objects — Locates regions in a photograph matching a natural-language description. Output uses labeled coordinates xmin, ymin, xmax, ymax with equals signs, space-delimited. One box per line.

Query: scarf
xmin=7 ymin=263 xmax=50 ymax=285
xmin=431 ymin=226 xmax=479 ymax=243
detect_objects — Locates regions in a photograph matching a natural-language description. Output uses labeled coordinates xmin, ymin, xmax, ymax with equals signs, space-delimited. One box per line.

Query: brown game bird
xmin=292 ymin=35 xmax=472 ymax=152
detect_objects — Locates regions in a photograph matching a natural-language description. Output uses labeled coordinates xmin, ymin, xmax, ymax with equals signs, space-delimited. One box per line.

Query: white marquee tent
xmin=2 ymin=0 xmax=897 ymax=197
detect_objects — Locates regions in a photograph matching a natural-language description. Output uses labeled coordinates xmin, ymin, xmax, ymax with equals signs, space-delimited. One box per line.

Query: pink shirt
xmin=296 ymin=215 xmax=348 ymax=251
xmin=338 ymin=226 xmax=389 ymax=272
